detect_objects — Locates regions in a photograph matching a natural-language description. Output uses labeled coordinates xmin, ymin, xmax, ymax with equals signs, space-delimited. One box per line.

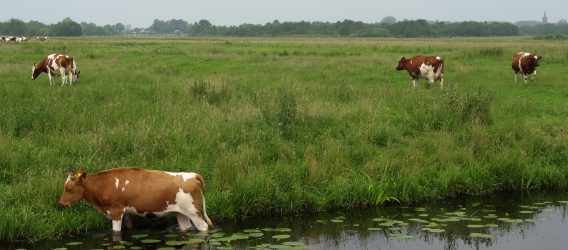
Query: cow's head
xmin=532 ymin=55 xmax=542 ymax=67
xmin=73 ymin=70 xmax=81 ymax=82
xmin=59 ymin=169 xmax=87 ymax=207
xmin=396 ymin=57 xmax=407 ymax=71
xmin=31 ymin=63 xmax=42 ymax=80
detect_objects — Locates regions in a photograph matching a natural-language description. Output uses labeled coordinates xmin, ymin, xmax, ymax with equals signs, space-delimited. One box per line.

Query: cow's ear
xmin=401 ymin=57 xmax=406 ymax=61
xmin=75 ymin=169 xmax=87 ymax=180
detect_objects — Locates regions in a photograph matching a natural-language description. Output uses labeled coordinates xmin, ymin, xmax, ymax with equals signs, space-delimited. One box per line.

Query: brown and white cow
xmin=32 ymin=53 xmax=80 ymax=86
xmin=396 ymin=55 xmax=444 ymax=89
xmin=59 ymin=168 xmax=214 ymax=232
xmin=512 ymin=52 xmax=542 ymax=83
xmin=36 ymin=36 xmax=49 ymax=42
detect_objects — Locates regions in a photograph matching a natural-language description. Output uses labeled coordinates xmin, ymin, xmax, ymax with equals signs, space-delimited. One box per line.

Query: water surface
xmin=6 ymin=191 xmax=568 ymax=250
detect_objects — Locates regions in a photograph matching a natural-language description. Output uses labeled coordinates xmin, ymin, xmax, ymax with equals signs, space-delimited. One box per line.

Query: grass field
xmin=1 ymin=37 xmax=567 ymax=242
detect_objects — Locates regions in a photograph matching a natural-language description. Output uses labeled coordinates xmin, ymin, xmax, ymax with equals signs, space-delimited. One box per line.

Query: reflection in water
xmin=6 ymin=191 xmax=568 ymax=250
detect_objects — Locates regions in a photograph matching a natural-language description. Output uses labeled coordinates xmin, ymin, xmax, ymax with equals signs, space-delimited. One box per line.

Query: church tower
xmin=542 ymin=11 xmax=548 ymax=24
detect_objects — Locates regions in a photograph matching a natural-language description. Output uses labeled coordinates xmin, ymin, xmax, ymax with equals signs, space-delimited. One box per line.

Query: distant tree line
xmin=2 ymin=17 xmax=568 ymax=38
xmin=0 ymin=18 xmax=126 ymax=37
xmin=144 ymin=19 xmax=520 ymax=37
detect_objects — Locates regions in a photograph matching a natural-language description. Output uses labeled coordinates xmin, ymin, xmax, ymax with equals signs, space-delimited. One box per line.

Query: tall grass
xmin=1 ymin=37 xmax=568 ymax=242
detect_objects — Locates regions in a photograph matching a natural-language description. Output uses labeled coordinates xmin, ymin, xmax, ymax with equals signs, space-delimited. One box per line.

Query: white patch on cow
xmin=65 ymin=175 xmax=71 ymax=185
xmin=125 ymin=180 xmax=129 ymax=186
xmin=105 ymin=210 xmax=112 ymax=219
xmin=151 ymin=188 xmax=209 ymax=231
xmin=166 ymin=172 xmax=197 ymax=182
xmin=112 ymin=220 xmax=122 ymax=232
xmin=124 ymin=206 xmax=147 ymax=216
xmin=115 ymin=178 xmax=120 ymax=189
xmin=419 ymin=63 xmax=435 ymax=79
xmin=436 ymin=56 xmax=441 ymax=60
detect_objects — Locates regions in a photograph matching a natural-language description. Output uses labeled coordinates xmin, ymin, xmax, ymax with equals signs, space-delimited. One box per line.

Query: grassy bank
xmin=1 ymin=37 xmax=567 ymax=242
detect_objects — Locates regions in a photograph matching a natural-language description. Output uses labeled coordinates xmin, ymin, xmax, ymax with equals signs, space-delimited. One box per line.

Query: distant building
xmin=542 ymin=11 xmax=548 ymax=24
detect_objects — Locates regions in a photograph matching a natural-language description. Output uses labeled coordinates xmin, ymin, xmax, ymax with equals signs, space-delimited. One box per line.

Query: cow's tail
xmin=196 ymin=174 xmax=214 ymax=228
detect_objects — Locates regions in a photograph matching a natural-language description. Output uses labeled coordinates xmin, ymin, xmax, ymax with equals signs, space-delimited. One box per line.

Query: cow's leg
xmin=68 ymin=70 xmax=73 ymax=85
xmin=176 ymin=213 xmax=194 ymax=231
xmin=514 ymin=72 xmax=518 ymax=82
xmin=523 ymin=73 xmax=528 ymax=84
xmin=440 ymin=74 xmax=444 ymax=89
xmin=60 ymin=68 xmax=66 ymax=86
xmin=47 ymin=69 xmax=53 ymax=86
xmin=532 ymin=70 xmax=537 ymax=80
xmin=412 ymin=78 xmax=417 ymax=88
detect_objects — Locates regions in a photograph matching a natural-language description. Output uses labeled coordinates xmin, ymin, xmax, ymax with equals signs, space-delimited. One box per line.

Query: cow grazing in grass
xmin=2 ymin=36 xmax=15 ymax=43
xmin=396 ymin=55 xmax=444 ymax=89
xmin=15 ymin=36 xmax=28 ymax=42
xmin=59 ymin=168 xmax=214 ymax=232
xmin=32 ymin=53 xmax=80 ymax=86
xmin=512 ymin=52 xmax=542 ymax=83
xmin=36 ymin=36 xmax=48 ymax=42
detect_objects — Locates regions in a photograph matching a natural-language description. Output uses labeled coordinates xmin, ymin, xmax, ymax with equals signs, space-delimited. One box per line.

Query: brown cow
xmin=59 ymin=168 xmax=214 ymax=232
xmin=396 ymin=55 xmax=444 ymax=89
xmin=32 ymin=53 xmax=79 ymax=86
xmin=36 ymin=36 xmax=48 ymax=42
xmin=512 ymin=52 xmax=542 ymax=83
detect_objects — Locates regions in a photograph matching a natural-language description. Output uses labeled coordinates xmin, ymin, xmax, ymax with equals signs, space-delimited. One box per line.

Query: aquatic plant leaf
xmin=372 ymin=218 xmax=385 ymax=222
xmin=316 ymin=220 xmax=327 ymax=224
xmin=157 ymin=247 xmax=175 ymax=250
xmin=367 ymin=227 xmax=382 ymax=231
xmin=272 ymin=234 xmax=291 ymax=239
xmin=470 ymin=233 xmax=492 ymax=238
xmin=118 ymin=241 xmax=133 ymax=246
xmin=244 ymin=229 xmax=262 ymax=233
xmin=109 ymin=246 xmax=125 ymax=249
xmin=485 ymin=224 xmax=499 ymax=228
xmin=53 ymin=248 xmax=67 ymax=250
xmin=209 ymin=241 xmax=221 ymax=246
xmin=183 ymin=238 xmax=205 ymax=244
xmin=519 ymin=210 xmax=534 ymax=214
xmin=130 ymin=247 xmax=142 ymax=250
xmin=249 ymin=232 xmax=264 ymax=237
xmin=466 ymin=224 xmax=485 ymax=228
xmin=230 ymin=233 xmax=250 ymax=240
xmin=131 ymin=234 xmax=149 ymax=239
xmin=282 ymin=241 xmax=305 ymax=246
xmin=140 ymin=239 xmax=161 ymax=244
xmin=379 ymin=222 xmax=395 ymax=227
xmin=330 ymin=219 xmax=344 ymax=223
xmin=558 ymin=201 xmax=568 ymax=204
xmin=66 ymin=242 xmax=82 ymax=246
xmin=428 ymin=229 xmax=445 ymax=233
xmin=409 ymin=218 xmax=429 ymax=223
xmin=210 ymin=232 xmax=226 ymax=238
xmin=165 ymin=241 xmax=184 ymax=246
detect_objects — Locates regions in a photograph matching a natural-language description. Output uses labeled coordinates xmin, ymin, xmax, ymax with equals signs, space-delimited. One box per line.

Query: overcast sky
xmin=0 ymin=0 xmax=563 ymax=27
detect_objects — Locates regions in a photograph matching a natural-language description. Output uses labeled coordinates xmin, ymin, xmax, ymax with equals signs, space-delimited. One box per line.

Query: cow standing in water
xmin=512 ymin=52 xmax=542 ymax=83
xmin=396 ymin=55 xmax=444 ymax=89
xmin=59 ymin=168 xmax=214 ymax=232
xmin=32 ymin=53 xmax=80 ymax=86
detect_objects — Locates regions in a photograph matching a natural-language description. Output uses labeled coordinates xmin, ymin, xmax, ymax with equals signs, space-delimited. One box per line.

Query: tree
xmin=3 ymin=19 xmax=27 ymax=35
xmin=381 ymin=16 xmax=397 ymax=24
xmin=49 ymin=18 xmax=83 ymax=36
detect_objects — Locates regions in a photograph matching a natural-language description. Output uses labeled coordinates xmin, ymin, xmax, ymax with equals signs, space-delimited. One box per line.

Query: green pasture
xmin=0 ymin=37 xmax=567 ymax=241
